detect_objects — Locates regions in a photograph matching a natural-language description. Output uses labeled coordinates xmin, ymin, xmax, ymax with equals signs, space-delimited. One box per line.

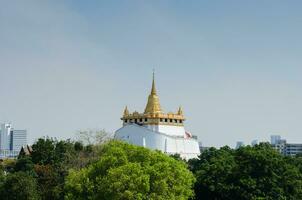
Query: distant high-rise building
xmin=270 ymin=135 xmax=281 ymax=145
xmin=11 ymin=129 xmax=27 ymax=152
xmin=0 ymin=123 xmax=27 ymax=158
xmin=0 ymin=123 xmax=12 ymax=150
xmin=236 ymin=141 xmax=245 ymax=149
xmin=270 ymin=135 xmax=302 ymax=156
xmin=283 ymin=143 xmax=302 ymax=156
xmin=251 ymin=140 xmax=258 ymax=146
xmin=199 ymin=142 xmax=210 ymax=153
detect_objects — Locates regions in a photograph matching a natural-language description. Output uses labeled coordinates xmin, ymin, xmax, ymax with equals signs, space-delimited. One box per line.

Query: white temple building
xmin=115 ymin=74 xmax=200 ymax=159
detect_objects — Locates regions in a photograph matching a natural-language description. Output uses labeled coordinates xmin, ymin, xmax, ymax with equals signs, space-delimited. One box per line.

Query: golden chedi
xmin=115 ymin=73 xmax=200 ymax=159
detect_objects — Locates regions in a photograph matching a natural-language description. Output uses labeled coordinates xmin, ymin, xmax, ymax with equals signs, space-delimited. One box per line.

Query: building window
xmin=125 ymin=120 xmax=128 ymax=123
xmin=160 ymin=118 xmax=163 ymax=122
xmin=170 ymin=119 xmax=173 ymax=123
xmin=135 ymin=119 xmax=137 ymax=123
xmin=165 ymin=119 xmax=168 ymax=122
xmin=179 ymin=120 xmax=182 ymax=123
xmin=140 ymin=119 xmax=143 ymax=122
xmin=145 ymin=118 xmax=148 ymax=122
xmin=174 ymin=119 xmax=177 ymax=123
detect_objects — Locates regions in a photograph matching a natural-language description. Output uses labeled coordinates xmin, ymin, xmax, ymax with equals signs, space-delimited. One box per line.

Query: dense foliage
xmin=189 ymin=143 xmax=302 ymax=200
xmin=0 ymin=138 xmax=194 ymax=200
xmin=1 ymin=138 xmax=302 ymax=200
xmin=1 ymin=171 xmax=39 ymax=200
xmin=0 ymin=137 xmax=99 ymax=200
xmin=65 ymin=141 xmax=195 ymax=200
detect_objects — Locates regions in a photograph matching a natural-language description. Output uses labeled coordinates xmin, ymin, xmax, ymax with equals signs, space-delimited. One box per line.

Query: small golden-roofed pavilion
xmin=121 ymin=73 xmax=185 ymax=126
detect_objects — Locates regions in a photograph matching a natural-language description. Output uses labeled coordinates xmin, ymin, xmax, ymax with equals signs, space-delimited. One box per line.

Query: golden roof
xmin=144 ymin=73 xmax=162 ymax=114
xmin=121 ymin=72 xmax=186 ymax=126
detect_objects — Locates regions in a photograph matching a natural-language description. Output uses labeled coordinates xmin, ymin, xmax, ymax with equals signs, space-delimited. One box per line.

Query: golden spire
xmin=144 ymin=71 xmax=162 ymax=114
xmin=177 ymin=106 xmax=183 ymax=115
xmin=151 ymin=71 xmax=157 ymax=95
xmin=123 ymin=106 xmax=129 ymax=116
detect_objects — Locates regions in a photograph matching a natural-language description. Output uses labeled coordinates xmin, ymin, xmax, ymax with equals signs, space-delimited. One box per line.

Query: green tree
xmin=74 ymin=141 xmax=84 ymax=151
xmin=0 ymin=167 xmax=5 ymax=196
xmin=31 ymin=138 xmax=56 ymax=165
xmin=0 ymin=159 xmax=16 ymax=173
xmin=1 ymin=171 xmax=40 ymax=200
xmin=34 ymin=164 xmax=62 ymax=200
xmin=31 ymin=138 xmax=77 ymax=200
xmin=65 ymin=141 xmax=195 ymax=200
xmin=14 ymin=156 xmax=36 ymax=176
xmin=31 ymin=138 xmax=76 ymax=166
xmin=190 ymin=143 xmax=302 ymax=200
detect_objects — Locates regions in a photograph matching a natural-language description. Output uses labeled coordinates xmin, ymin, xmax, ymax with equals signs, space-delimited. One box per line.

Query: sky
xmin=0 ymin=0 xmax=302 ymax=147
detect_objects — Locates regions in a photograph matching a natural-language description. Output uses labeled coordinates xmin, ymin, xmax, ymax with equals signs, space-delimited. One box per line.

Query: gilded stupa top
xmin=144 ymin=72 xmax=162 ymax=114
xmin=123 ymin=106 xmax=129 ymax=116
xmin=121 ymin=72 xmax=185 ymax=126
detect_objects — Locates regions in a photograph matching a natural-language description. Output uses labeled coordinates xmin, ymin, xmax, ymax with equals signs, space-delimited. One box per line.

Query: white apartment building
xmin=271 ymin=135 xmax=302 ymax=156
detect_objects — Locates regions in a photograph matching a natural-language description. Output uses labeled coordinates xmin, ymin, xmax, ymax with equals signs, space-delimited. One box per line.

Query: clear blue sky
xmin=1 ymin=0 xmax=302 ymax=147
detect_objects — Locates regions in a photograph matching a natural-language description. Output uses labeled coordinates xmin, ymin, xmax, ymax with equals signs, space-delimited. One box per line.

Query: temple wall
xmin=115 ymin=124 xmax=200 ymax=159
xmin=144 ymin=124 xmax=185 ymax=137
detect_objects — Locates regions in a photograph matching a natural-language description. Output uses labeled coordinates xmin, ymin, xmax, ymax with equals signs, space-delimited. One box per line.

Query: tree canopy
xmin=1 ymin=137 xmax=302 ymax=200
xmin=189 ymin=143 xmax=302 ymax=200
xmin=1 ymin=171 xmax=39 ymax=200
xmin=65 ymin=140 xmax=195 ymax=200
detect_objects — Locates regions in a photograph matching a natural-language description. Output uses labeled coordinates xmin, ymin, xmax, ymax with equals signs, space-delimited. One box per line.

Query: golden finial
xmin=151 ymin=69 xmax=157 ymax=95
xmin=144 ymin=71 xmax=162 ymax=114
xmin=123 ymin=106 xmax=129 ymax=116
xmin=177 ymin=106 xmax=183 ymax=115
